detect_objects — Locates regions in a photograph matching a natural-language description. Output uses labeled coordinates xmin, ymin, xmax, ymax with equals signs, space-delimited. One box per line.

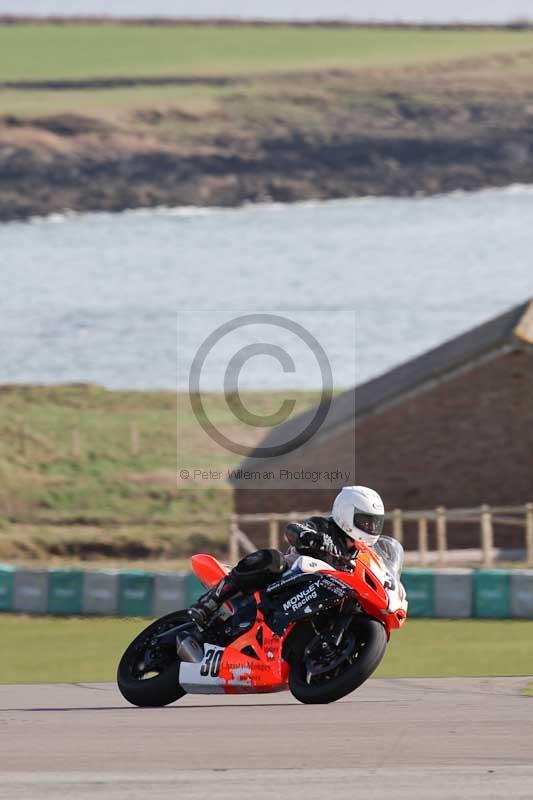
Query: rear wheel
xmin=288 ymin=616 xmax=387 ymax=704
xmin=117 ymin=611 xmax=189 ymax=707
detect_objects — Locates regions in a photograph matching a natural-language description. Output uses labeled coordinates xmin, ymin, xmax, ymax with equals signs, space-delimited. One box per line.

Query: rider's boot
xmin=187 ymin=575 xmax=239 ymax=628
xmin=187 ymin=549 xmax=286 ymax=630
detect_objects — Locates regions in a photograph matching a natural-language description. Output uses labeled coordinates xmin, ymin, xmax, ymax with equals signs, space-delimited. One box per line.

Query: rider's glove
xmin=299 ymin=528 xmax=324 ymax=550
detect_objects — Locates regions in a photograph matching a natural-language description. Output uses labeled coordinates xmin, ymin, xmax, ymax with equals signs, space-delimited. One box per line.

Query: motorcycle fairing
xmin=353 ymin=544 xmax=408 ymax=628
xmin=261 ymin=572 xmax=351 ymax=635
xmin=208 ymin=592 xmax=258 ymax=647
xmin=178 ymin=621 xmax=289 ymax=695
xmin=179 ymin=644 xmax=226 ymax=693
xmin=288 ymin=554 xmax=338 ymax=574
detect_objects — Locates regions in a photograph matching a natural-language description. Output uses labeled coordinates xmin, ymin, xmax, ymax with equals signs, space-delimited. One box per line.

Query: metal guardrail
xmin=230 ymin=503 xmax=533 ymax=566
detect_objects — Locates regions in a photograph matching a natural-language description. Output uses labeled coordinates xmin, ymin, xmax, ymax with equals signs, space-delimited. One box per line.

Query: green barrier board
xmin=473 ymin=570 xmax=510 ymax=618
xmin=0 ymin=564 xmax=15 ymax=612
xmin=185 ymin=572 xmax=205 ymax=607
xmin=402 ymin=569 xmax=434 ymax=617
xmin=48 ymin=569 xmax=83 ymax=615
xmin=118 ymin=571 xmax=154 ymax=617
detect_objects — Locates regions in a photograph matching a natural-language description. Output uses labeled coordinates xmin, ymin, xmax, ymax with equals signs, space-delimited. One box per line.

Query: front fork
xmin=304 ymin=598 xmax=359 ymax=680
xmin=312 ymin=597 xmax=359 ymax=644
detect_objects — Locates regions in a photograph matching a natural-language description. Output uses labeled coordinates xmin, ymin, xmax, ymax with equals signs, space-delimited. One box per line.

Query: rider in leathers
xmin=189 ymin=486 xmax=385 ymax=627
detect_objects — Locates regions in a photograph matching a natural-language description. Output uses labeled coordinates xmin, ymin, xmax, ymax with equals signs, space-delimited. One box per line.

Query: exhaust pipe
xmin=176 ymin=634 xmax=204 ymax=663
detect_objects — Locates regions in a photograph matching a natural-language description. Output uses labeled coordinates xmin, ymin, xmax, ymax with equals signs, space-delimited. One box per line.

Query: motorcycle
xmin=117 ymin=536 xmax=407 ymax=706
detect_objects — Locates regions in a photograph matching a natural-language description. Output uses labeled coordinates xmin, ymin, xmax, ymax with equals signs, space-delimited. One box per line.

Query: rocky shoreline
xmin=2 ymin=61 xmax=533 ymax=221
xmin=2 ymin=133 xmax=532 ymax=224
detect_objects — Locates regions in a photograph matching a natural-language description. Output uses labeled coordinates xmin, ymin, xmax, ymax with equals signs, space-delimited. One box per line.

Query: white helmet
xmin=332 ymin=486 xmax=385 ymax=546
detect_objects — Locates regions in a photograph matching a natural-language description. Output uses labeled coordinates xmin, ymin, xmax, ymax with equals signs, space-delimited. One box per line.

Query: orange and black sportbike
xmin=117 ymin=537 xmax=408 ymax=706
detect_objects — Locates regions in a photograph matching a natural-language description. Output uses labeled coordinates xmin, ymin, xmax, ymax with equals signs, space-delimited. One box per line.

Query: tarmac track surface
xmin=1 ymin=677 xmax=532 ymax=800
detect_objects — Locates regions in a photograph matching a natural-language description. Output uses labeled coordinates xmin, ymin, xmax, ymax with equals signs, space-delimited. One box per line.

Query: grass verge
xmin=2 ymin=25 xmax=533 ymax=82
xmin=376 ymin=619 xmax=533 ymax=679
xmin=0 ymin=384 xmax=322 ymax=563
xmin=1 ymin=617 xmax=532 ymax=684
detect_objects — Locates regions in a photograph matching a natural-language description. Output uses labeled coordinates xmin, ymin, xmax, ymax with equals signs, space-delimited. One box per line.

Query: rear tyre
xmin=288 ymin=617 xmax=387 ymax=705
xmin=117 ymin=610 xmax=189 ymax=707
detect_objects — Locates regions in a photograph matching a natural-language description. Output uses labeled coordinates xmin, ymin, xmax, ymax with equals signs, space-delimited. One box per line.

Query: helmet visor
xmin=353 ymin=512 xmax=384 ymax=537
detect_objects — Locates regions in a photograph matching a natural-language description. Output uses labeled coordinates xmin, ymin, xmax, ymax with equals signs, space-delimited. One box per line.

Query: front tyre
xmin=117 ymin=611 xmax=189 ymax=707
xmin=288 ymin=617 xmax=387 ymax=705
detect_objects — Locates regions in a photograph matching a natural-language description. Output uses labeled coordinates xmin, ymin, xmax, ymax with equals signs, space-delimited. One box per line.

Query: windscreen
xmin=374 ymin=536 xmax=404 ymax=578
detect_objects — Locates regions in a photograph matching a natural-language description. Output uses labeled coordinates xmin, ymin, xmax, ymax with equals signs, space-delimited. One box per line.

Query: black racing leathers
xmin=285 ymin=516 xmax=356 ymax=571
xmin=190 ymin=517 xmax=355 ymax=625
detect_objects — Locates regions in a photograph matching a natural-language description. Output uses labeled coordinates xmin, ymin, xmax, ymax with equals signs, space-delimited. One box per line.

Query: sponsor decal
xmin=229 ymin=666 xmax=252 ymax=686
xmin=320 ymin=576 xmax=348 ymax=597
xmin=225 ymin=661 xmax=270 ymax=673
xmin=283 ymin=581 xmax=320 ymax=612
xmin=267 ymin=573 xmax=307 ymax=592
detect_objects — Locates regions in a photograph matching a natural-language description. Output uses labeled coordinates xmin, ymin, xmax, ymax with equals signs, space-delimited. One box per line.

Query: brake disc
xmin=304 ymin=633 xmax=355 ymax=678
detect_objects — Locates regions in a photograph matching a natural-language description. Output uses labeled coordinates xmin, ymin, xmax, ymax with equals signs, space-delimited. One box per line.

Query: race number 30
xmin=200 ymin=648 xmax=222 ymax=678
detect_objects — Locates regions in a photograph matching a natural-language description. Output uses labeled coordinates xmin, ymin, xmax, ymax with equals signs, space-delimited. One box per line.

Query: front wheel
xmin=288 ymin=617 xmax=387 ymax=705
xmin=117 ymin=610 xmax=189 ymax=707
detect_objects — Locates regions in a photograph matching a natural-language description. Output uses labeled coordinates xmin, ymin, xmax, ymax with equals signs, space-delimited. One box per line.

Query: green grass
xmin=2 ymin=25 xmax=533 ymax=82
xmin=376 ymin=619 xmax=533 ymax=679
xmin=0 ymin=614 xmax=144 ymax=683
xmin=523 ymin=682 xmax=533 ymax=696
xmin=0 ymin=84 xmax=222 ymax=116
xmin=0 ymin=384 xmax=322 ymax=562
xmin=1 ymin=616 xmax=532 ymax=684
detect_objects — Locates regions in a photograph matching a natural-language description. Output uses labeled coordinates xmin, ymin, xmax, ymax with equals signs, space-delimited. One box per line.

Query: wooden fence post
xmin=480 ymin=504 xmax=494 ymax=567
xmin=525 ymin=503 xmax=533 ymax=565
xmin=392 ymin=509 xmax=403 ymax=544
xmin=269 ymin=517 xmax=279 ymax=550
xmin=417 ymin=517 xmax=429 ymax=566
xmin=436 ymin=506 xmax=447 ymax=566
xmin=229 ymin=516 xmax=239 ymax=564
